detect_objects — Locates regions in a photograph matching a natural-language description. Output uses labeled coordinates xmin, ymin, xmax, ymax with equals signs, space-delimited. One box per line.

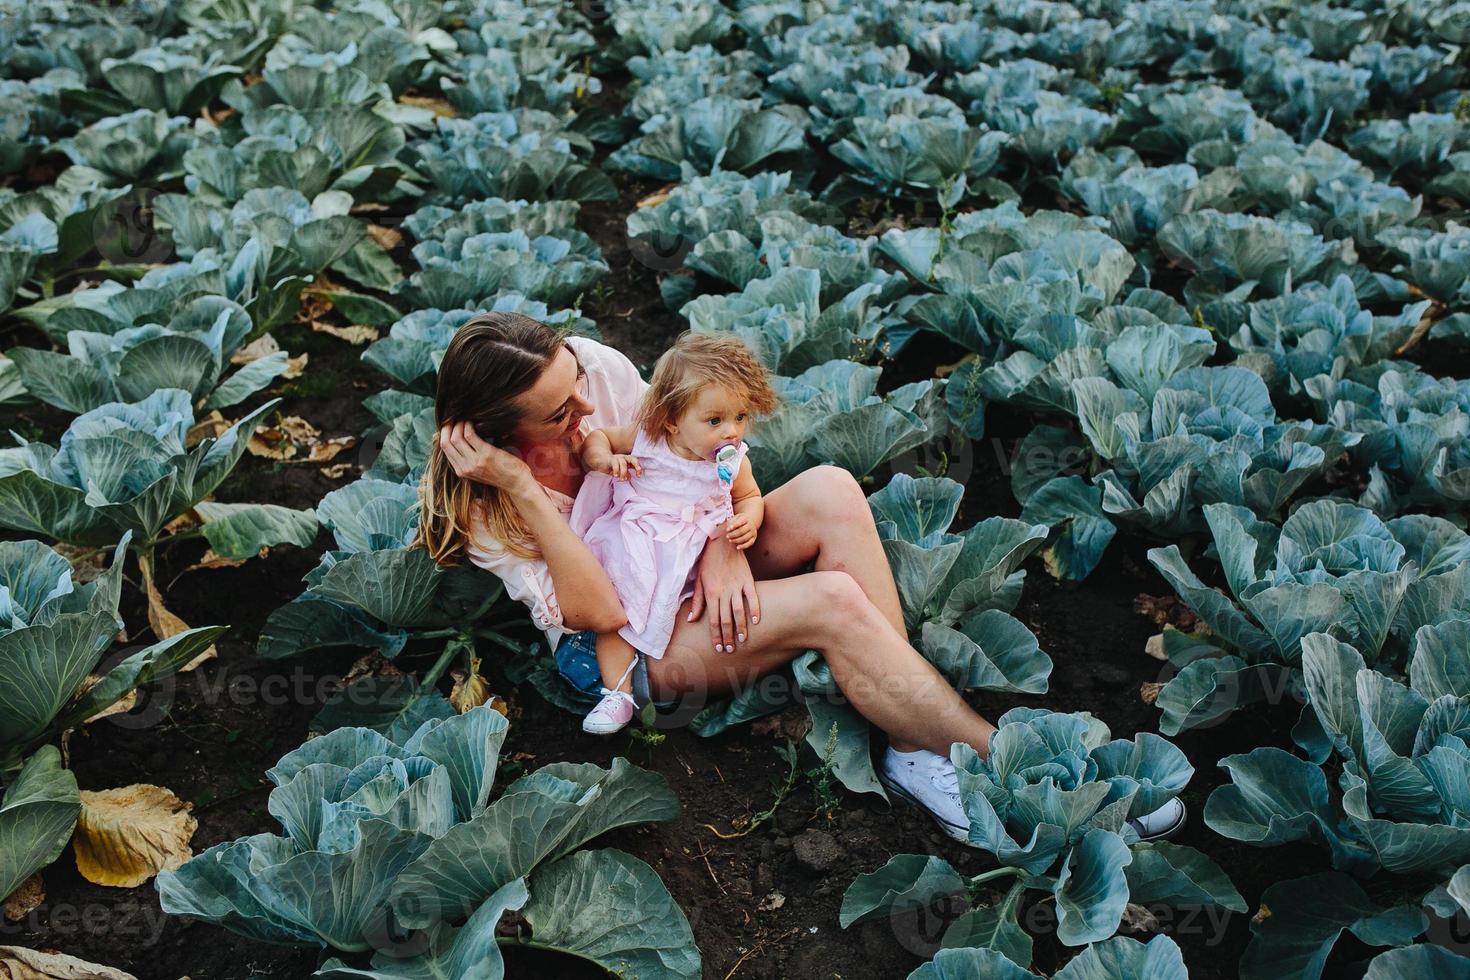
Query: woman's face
xmin=507 ymin=345 xmax=592 ymax=448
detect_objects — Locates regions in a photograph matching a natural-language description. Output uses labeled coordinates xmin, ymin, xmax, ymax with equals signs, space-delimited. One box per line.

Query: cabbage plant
xmin=607 ymin=96 xmax=808 ymax=182
xmin=624 ymin=170 xmax=839 ymax=275
xmin=740 ymin=359 xmax=946 ymax=487
xmin=8 ymin=294 xmax=288 ymax=414
xmin=402 ymin=111 xmax=615 ymax=208
xmin=1208 ymin=628 xmax=1470 ymax=875
xmin=880 ymin=204 xmax=1134 ymax=348
xmin=1305 ymin=365 xmax=1470 ymax=514
xmin=841 ymin=710 xmax=1238 ymax=967
xmin=81 ymin=43 xmax=241 ymax=117
xmin=258 ymin=475 xmax=531 ymax=732
xmin=681 ymin=267 xmax=888 ymax=374
xmin=0 ymin=747 xmax=78 ymax=916
xmin=904 ymin=937 xmax=1189 ymax=980
xmin=625 ymin=46 xmax=762 ymax=122
xmin=1156 ymin=209 xmax=1345 ymax=304
xmin=1146 ymin=501 xmax=1470 ymax=734
xmin=55 ymin=108 xmax=198 ymax=184
xmin=1022 ymin=368 xmax=1354 ymax=580
xmin=1224 ymin=276 xmax=1430 ymax=394
xmin=828 ymin=114 xmax=1009 ymax=202
xmin=158 ymin=711 xmax=699 ymax=978
xmin=0 ymin=534 xmax=224 ymax=774
xmin=396 ymin=198 xmax=608 ymax=310
xmin=0 ymin=389 xmax=313 ymax=588
xmin=1201 ymin=629 xmax=1470 ymax=976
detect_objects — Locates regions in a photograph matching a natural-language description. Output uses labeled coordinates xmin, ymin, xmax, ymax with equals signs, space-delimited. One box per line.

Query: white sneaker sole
xmin=879 ymin=772 xmax=973 ymax=845
xmin=582 ymin=716 xmax=632 ymax=735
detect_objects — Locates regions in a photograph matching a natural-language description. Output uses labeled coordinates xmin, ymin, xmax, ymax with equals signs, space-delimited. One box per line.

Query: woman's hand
xmin=688 ymin=535 xmax=761 ymax=653
xmin=438 ymin=421 xmax=535 ymax=493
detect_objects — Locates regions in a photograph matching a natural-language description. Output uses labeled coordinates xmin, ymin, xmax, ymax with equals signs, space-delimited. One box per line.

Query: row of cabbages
xmin=0 ymin=1 xmax=706 ymax=977
xmin=595 ymin=0 xmax=1470 ymax=976
xmin=3 ymin=0 xmax=1470 ymax=976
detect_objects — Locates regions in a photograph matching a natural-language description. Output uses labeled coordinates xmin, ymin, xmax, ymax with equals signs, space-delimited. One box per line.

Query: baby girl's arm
xmin=723 ymin=457 xmax=763 ymax=550
xmin=581 ymin=424 xmax=642 ymax=480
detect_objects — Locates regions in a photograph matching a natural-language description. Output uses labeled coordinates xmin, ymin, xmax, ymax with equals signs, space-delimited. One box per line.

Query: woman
xmin=419 ymin=312 xmax=1185 ymax=843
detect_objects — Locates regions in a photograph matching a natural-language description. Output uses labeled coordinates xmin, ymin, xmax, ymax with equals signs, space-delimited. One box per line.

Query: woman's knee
xmin=792 ymin=465 xmax=870 ymax=525
xmin=808 ymin=570 xmax=882 ymax=632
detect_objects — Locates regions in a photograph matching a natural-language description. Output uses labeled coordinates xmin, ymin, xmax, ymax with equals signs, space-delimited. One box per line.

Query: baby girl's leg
xmin=594 ymin=632 xmax=638 ymax=694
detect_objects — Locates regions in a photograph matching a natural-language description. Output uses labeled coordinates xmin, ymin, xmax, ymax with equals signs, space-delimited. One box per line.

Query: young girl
xmin=570 ymin=331 xmax=778 ymax=733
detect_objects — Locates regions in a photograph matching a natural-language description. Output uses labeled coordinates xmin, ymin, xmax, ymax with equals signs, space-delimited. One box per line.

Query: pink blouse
xmin=464 ymin=335 xmax=650 ymax=651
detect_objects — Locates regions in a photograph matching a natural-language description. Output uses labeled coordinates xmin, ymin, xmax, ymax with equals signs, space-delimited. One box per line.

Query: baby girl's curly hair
xmin=637 ymin=331 xmax=779 ymax=438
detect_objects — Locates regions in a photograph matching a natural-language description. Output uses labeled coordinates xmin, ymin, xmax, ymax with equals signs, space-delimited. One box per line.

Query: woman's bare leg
xmin=745 ymin=466 xmax=906 ymax=639
xmin=647 ymin=571 xmax=995 ymax=758
xmin=741 ymin=466 xmax=963 ymax=752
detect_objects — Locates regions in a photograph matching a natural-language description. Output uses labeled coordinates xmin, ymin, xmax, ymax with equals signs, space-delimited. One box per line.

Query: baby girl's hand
xmin=724 ymin=513 xmax=757 ymax=550
xmin=599 ymin=453 xmax=642 ymax=481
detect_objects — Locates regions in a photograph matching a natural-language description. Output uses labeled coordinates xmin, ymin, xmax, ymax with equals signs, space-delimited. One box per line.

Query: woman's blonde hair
xmin=637 ymin=331 xmax=778 ymax=438
xmin=417 ymin=312 xmax=569 ymax=564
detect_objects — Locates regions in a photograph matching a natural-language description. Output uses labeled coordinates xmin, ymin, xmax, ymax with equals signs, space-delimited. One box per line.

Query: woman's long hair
xmin=417 ymin=312 xmax=568 ymax=564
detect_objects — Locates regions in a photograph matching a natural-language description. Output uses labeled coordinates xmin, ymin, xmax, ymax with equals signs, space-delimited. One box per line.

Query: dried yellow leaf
xmin=0 ymin=946 xmax=138 ymax=980
xmin=76 ymin=676 xmax=136 ymax=724
xmin=2 ymin=874 xmax=44 ymax=923
xmin=636 ymin=185 xmax=676 ymax=209
xmin=306 ymin=436 xmax=356 ymax=463
xmin=311 ymin=322 xmax=379 ymax=346
xmin=229 ymin=334 xmax=280 ymax=365
xmin=73 ymin=785 xmax=197 ymax=889
xmin=1139 ymin=681 xmax=1164 ymax=705
xmin=50 ymin=545 xmax=104 ymax=584
xmin=184 ymin=549 xmax=248 ymax=572
xmin=366 ymin=224 xmax=403 ymax=251
xmin=1143 ymin=634 xmax=1167 ymax=661
xmin=321 ymin=462 xmax=356 ymax=479
xmin=137 ymin=556 xmax=215 ymax=670
xmin=283 ymin=353 xmax=309 ymax=379
xmin=185 ymin=411 xmax=230 ymax=448
xmin=448 ymin=668 xmax=492 ymax=714
xmin=399 ymin=94 xmax=457 ymax=117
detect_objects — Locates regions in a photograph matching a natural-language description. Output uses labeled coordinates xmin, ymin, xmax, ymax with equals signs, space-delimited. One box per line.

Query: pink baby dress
xmin=569 ymin=427 xmax=748 ymax=658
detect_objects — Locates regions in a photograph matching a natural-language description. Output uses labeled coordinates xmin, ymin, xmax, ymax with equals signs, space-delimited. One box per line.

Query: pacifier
xmin=715 ymin=443 xmax=740 ymax=483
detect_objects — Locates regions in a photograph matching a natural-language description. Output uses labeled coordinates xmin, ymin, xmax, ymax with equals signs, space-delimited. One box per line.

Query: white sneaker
xmin=1127 ymin=798 xmax=1187 ymax=841
xmin=880 ymin=748 xmax=971 ymax=844
xmin=582 ymin=688 xmax=637 ymax=735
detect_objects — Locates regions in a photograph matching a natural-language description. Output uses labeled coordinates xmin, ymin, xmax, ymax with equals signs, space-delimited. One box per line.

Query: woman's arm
xmin=688 ymin=533 xmax=760 ymax=653
xmin=439 ymin=421 xmax=627 ymax=635
xmin=510 ymin=480 xmax=629 ymax=634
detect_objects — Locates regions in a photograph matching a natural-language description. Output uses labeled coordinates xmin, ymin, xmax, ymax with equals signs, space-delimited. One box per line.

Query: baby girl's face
xmin=668 ymin=386 xmax=749 ymax=461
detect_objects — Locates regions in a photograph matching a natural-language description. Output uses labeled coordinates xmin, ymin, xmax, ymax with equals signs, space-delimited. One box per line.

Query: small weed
xmin=627 ymin=702 xmax=666 ymax=762
xmin=704 ymin=740 xmax=800 ymax=839
xmin=807 ymin=722 xmax=843 ymax=824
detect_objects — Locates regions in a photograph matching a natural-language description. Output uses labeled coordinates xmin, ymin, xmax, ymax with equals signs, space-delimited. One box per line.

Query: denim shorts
xmin=554 ymin=629 xmax=657 ymax=706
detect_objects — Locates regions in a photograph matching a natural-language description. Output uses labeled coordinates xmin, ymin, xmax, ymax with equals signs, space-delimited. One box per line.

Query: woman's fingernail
xmin=752 ymin=616 xmax=759 ymax=624
xmin=737 ymin=633 xmax=745 ymax=642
